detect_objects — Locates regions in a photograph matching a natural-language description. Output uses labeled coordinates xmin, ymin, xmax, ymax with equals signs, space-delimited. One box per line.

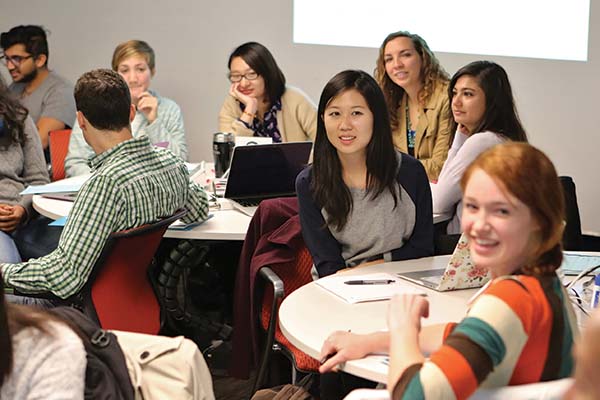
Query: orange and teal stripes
xmin=392 ymin=274 xmax=575 ymax=400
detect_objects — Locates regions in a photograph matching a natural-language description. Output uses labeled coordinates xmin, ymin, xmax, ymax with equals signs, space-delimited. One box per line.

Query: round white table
xmin=278 ymin=255 xmax=477 ymax=383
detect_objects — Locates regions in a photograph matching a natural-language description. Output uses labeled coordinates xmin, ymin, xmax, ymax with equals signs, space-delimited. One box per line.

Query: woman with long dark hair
xmin=374 ymin=31 xmax=452 ymax=181
xmin=218 ymin=41 xmax=317 ymax=142
xmin=0 ymin=272 xmax=86 ymax=398
xmin=432 ymin=61 xmax=528 ymax=234
xmin=296 ymin=70 xmax=433 ymax=278
xmin=0 ymin=80 xmax=49 ymax=262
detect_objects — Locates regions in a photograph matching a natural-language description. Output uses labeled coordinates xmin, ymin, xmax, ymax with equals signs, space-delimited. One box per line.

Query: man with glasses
xmin=0 ymin=25 xmax=76 ymax=158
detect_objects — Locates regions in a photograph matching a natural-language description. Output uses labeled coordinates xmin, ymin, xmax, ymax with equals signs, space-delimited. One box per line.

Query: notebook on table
xmin=224 ymin=142 xmax=313 ymax=216
xmin=397 ymin=233 xmax=491 ymax=291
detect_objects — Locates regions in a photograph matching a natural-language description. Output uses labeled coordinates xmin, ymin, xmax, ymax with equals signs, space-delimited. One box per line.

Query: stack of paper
xmin=315 ymin=272 xmax=426 ymax=304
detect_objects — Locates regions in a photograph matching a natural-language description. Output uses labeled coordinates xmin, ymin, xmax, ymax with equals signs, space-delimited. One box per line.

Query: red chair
xmin=48 ymin=129 xmax=72 ymax=181
xmin=254 ymin=245 xmax=320 ymax=392
xmin=77 ymin=209 xmax=188 ymax=334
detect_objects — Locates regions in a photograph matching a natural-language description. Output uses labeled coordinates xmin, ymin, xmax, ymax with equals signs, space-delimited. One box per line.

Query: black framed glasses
xmin=228 ymin=71 xmax=259 ymax=83
xmin=0 ymin=54 xmax=33 ymax=67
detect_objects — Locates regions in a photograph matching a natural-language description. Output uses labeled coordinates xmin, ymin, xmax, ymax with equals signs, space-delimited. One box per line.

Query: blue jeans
xmin=0 ymin=231 xmax=21 ymax=263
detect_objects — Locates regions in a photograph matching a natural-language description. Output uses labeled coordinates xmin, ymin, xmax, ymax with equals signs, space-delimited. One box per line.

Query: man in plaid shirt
xmin=1 ymin=69 xmax=208 ymax=300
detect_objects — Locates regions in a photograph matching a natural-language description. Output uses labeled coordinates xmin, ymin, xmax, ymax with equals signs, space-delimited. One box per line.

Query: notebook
xmin=397 ymin=233 xmax=491 ymax=291
xmin=224 ymin=142 xmax=313 ymax=216
xmin=315 ymin=272 xmax=426 ymax=304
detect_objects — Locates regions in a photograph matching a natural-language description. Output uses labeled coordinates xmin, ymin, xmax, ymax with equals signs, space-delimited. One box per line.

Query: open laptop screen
xmin=225 ymin=142 xmax=312 ymax=200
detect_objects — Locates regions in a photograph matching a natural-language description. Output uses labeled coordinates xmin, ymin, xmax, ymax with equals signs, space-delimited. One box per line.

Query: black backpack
xmin=51 ymin=307 xmax=135 ymax=400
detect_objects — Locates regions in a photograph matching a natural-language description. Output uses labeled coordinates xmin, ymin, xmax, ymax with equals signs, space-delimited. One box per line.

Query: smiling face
xmin=116 ymin=54 xmax=153 ymax=104
xmin=229 ymin=56 xmax=266 ymax=102
xmin=452 ymin=75 xmax=487 ymax=134
xmin=383 ymin=36 xmax=423 ymax=92
xmin=323 ymin=88 xmax=374 ymax=161
xmin=461 ymin=168 xmax=538 ymax=277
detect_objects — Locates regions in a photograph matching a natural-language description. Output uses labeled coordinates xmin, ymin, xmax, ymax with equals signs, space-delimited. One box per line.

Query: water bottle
xmin=213 ymin=132 xmax=235 ymax=178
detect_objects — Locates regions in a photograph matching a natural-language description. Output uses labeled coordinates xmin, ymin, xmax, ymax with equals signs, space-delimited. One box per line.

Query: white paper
xmin=315 ymin=272 xmax=426 ymax=304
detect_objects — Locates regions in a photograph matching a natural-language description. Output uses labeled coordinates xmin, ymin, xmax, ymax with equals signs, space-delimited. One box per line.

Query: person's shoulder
xmin=13 ymin=320 xmax=83 ymax=355
xmin=468 ymin=131 xmax=505 ymax=145
xmin=398 ymin=151 xmax=424 ymax=172
xmin=296 ymin=165 xmax=313 ymax=183
xmin=46 ymin=71 xmax=74 ymax=90
xmin=282 ymin=85 xmax=314 ymax=104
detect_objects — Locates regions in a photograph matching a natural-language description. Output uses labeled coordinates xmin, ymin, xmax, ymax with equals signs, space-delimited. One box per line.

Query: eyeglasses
xmin=0 ymin=54 xmax=33 ymax=67
xmin=228 ymin=71 xmax=259 ymax=83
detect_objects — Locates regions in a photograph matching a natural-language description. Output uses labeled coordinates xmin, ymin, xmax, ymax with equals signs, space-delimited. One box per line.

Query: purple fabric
xmin=230 ymin=197 xmax=303 ymax=379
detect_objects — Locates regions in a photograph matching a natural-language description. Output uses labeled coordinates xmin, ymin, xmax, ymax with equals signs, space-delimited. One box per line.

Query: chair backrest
xmin=260 ymin=245 xmax=320 ymax=372
xmin=560 ymin=176 xmax=583 ymax=250
xmin=49 ymin=129 xmax=72 ymax=181
xmin=85 ymin=209 xmax=187 ymax=334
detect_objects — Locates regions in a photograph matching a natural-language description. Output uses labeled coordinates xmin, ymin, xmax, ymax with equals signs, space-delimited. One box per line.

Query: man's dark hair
xmin=0 ymin=25 xmax=49 ymax=67
xmin=74 ymin=69 xmax=131 ymax=131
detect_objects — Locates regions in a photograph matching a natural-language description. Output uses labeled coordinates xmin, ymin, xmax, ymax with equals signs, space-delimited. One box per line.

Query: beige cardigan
xmin=218 ymin=85 xmax=317 ymax=142
xmin=393 ymin=81 xmax=451 ymax=181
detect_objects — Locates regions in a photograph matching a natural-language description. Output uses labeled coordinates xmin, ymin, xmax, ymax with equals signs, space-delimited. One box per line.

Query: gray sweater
xmin=0 ymin=116 xmax=50 ymax=217
xmin=0 ymin=321 xmax=86 ymax=399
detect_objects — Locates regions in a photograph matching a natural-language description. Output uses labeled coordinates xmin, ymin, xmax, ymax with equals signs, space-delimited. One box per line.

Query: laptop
xmin=397 ymin=233 xmax=491 ymax=291
xmin=224 ymin=142 xmax=313 ymax=216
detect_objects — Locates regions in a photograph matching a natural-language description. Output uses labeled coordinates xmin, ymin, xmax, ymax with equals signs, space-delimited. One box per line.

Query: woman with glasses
xmin=374 ymin=31 xmax=452 ymax=181
xmin=0 ymin=80 xmax=49 ymax=263
xmin=65 ymin=40 xmax=187 ymax=177
xmin=218 ymin=42 xmax=317 ymax=142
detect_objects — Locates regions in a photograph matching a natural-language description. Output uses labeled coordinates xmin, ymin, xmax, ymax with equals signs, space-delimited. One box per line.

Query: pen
xmin=344 ymin=279 xmax=395 ymax=285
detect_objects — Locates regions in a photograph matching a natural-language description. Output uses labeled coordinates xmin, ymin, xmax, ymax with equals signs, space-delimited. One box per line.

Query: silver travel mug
xmin=213 ymin=132 xmax=235 ymax=178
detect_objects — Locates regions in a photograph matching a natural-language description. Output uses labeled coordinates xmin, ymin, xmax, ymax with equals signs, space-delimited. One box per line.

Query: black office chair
xmin=560 ymin=176 xmax=600 ymax=251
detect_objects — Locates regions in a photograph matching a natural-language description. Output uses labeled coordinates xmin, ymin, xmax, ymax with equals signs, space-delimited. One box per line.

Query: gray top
xmin=0 ymin=116 xmax=50 ymax=215
xmin=431 ymin=130 xmax=505 ymax=234
xmin=323 ymin=180 xmax=415 ymax=266
xmin=10 ymin=71 xmax=76 ymax=126
xmin=0 ymin=321 xmax=86 ymax=400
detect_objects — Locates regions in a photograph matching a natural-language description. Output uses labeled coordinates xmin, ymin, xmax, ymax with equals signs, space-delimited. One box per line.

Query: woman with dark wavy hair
xmin=296 ymin=70 xmax=433 ymax=278
xmin=432 ymin=61 xmax=528 ymax=235
xmin=0 ymin=272 xmax=86 ymax=398
xmin=374 ymin=31 xmax=451 ymax=181
xmin=0 ymin=81 xmax=49 ymax=262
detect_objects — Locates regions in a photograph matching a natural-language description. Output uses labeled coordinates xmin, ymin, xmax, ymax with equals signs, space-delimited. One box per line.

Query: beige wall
xmin=2 ymin=1 xmax=599 ymax=232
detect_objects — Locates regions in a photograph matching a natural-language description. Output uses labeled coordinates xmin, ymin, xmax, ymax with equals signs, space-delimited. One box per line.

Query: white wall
xmin=2 ymin=1 xmax=599 ymax=232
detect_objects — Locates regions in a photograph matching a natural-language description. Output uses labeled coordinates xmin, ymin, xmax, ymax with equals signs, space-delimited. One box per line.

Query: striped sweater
xmin=392 ymin=274 xmax=577 ymax=400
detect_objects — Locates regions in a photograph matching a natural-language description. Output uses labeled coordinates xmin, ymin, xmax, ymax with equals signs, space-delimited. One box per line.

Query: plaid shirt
xmin=1 ymin=136 xmax=208 ymax=298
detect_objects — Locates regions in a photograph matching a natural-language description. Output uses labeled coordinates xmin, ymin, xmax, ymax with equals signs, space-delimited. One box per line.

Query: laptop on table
xmin=224 ymin=142 xmax=313 ymax=216
xmin=397 ymin=233 xmax=491 ymax=291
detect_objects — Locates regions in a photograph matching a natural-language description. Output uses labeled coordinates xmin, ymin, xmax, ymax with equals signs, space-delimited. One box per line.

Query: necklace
xmin=405 ymin=103 xmax=417 ymax=156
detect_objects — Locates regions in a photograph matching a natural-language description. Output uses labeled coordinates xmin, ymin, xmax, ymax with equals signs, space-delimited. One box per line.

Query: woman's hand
xmin=319 ymin=331 xmax=380 ymax=373
xmin=0 ymin=204 xmax=26 ymax=232
xmin=229 ymin=83 xmax=258 ymax=115
xmin=137 ymin=91 xmax=159 ymax=124
xmin=388 ymin=294 xmax=429 ymax=333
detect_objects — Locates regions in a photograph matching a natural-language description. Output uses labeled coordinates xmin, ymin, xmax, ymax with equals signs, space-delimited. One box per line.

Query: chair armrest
xmin=258 ymin=267 xmax=285 ymax=339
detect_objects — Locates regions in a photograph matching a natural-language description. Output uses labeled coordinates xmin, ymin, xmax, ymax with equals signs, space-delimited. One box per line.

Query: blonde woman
xmin=65 ymin=40 xmax=187 ymax=176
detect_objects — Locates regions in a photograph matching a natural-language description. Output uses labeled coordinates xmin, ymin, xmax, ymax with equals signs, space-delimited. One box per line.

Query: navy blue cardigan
xmin=295 ymin=153 xmax=434 ymax=277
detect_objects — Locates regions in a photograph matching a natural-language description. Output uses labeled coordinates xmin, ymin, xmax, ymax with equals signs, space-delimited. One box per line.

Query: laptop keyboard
xmin=237 ymin=199 xmax=262 ymax=207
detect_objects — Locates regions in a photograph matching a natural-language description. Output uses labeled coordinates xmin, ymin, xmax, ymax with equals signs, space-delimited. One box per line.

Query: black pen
xmin=344 ymin=279 xmax=395 ymax=285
